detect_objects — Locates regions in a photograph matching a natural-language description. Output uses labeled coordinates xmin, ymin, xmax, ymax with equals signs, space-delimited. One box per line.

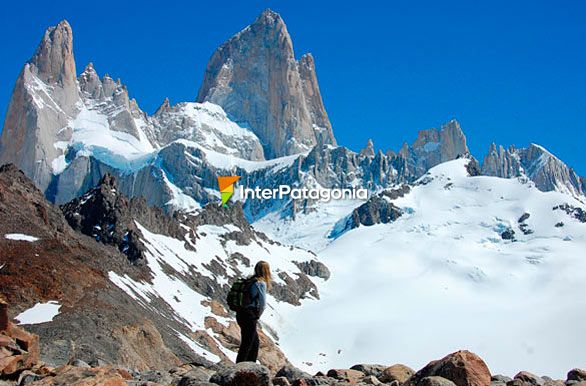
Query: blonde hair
xmin=254 ymin=261 xmax=272 ymax=290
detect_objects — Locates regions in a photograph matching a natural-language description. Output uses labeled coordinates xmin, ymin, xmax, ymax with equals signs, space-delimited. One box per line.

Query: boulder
xmin=568 ymin=370 xmax=586 ymax=383
xmin=514 ymin=372 xmax=544 ymax=386
xmin=542 ymin=380 xmax=564 ymax=386
xmin=350 ymin=364 xmax=387 ymax=378
xmin=276 ymin=365 xmax=311 ymax=382
xmin=492 ymin=376 xmax=513 ymax=383
xmin=0 ymin=324 xmax=40 ymax=376
xmin=291 ymin=377 xmax=333 ymax=386
xmin=26 ymin=365 xmax=127 ymax=385
xmin=17 ymin=369 xmax=44 ymax=384
xmin=507 ymin=380 xmax=532 ymax=386
xmin=136 ymin=369 xmax=174 ymax=384
xmin=209 ymin=362 xmax=271 ymax=386
xmin=406 ymin=350 xmax=491 ymax=386
xmin=419 ymin=376 xmax=458 ymax=386
xmin=178 ymin=367 xmax=215 ymax=385
xmin=71 ymin=359 xmax=91 ymax=368
xmin=326 ymin=368 xmax=365 ymax=383
xmin=380 ymin=364 xmax=415 ymax=383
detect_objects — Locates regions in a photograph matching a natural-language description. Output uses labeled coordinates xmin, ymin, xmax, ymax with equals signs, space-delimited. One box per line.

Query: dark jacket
xmin=246 ymin=280 xmax=266 ymax=318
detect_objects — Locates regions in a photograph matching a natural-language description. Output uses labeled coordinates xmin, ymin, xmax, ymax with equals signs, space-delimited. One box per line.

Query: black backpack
xmin=226 ymin=277 xmax=257 ymax=312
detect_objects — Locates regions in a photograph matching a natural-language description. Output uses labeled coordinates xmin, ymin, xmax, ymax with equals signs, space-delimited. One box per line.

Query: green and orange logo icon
xmin=217 ymin=176 xmax=240 ymax=207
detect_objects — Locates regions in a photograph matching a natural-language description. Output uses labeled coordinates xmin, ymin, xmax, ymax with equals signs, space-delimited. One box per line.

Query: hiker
xmin=235 ymin=261 xmax=271 ymax=363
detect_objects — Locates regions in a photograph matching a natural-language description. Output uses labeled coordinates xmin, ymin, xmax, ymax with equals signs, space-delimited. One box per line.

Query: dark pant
xmin=236 ymin=311 xmax=259 ymax=363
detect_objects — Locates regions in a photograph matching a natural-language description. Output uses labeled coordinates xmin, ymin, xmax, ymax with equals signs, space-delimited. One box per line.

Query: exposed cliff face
xmin=481 ymin=143 xmax=584 ymax=196
xmin=481 ymin=143 xmax=522 ymax=179
xmin=196 ymin=9 xmax=336 ymax=158
xmin=29 ymin=20 xmax=78 ymax=108
xmin=0 ymin=20 xmax=80 ymax=192
xmin=520 ymin=144 xmax=583 ymax=196
xmin=398 ymin=119 xmax=470 ymax=179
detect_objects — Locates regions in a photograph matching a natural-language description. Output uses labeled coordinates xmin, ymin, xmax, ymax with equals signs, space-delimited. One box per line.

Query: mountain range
xmin=1 ymin=8 xmax=585 ymax=380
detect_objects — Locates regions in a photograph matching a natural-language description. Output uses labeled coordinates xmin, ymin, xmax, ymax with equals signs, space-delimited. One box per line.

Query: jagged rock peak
xmin=99 ymin=173 xmax=117 ymax=189
xmin=29 ymin=20 xmax=76 ymax=86
xmin=0 ymin=20 xmax=80 ymax=192
xmin=79 ymin=62 xmax=102 ymax=98
xmin=220 ymin=8 xmax=292 ymax=57
xmin=82 ymin=62 xmax=95 ymax=73
xmin=258 ymin=8 xmax=282 ymax=22
xmin=154 ymin=97 xmax=172 ymax=116
xmin=252 ymin=8 xmax=287 ymax=31
xmin=360 ymin=139 xmax=376 ymax=157
xmin=197 ymin=9 xmax=336 ymax=158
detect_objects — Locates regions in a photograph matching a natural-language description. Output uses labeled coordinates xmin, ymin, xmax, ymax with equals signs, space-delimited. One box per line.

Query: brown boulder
xmin=0 ymin=323 xmax=40 ymax=375
xmin=513 ymin=372 xmax=544 ymax=386
xmin=327 ymin=368 xmax=365 ymax=383
xmin=507 ymin=380 xmax=531 ymax=386
xmin=350 ymin=364 xmax=387 ymax=378
xmin=380 ymin=364 xmax=415 ymax=383
xmin=543 ymin=380 xmax=565 ymax=386
xmin=209 ymin=362 xmax=271 ymax=386
xmin=27 ymin=365 xmax=127 ymax=385
xmin=406 ymin=350 xmax=491 ymax=386
xmin=419 ymin=376 xmax=458 ymax=386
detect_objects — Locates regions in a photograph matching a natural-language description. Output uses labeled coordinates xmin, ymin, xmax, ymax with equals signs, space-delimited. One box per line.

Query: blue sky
xmin=1 ymin=0 xmax=585 ymax=174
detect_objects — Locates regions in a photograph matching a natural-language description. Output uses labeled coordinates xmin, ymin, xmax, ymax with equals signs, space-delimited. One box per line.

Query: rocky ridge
xmin=0 ymin=164 xmax=325 ymax=373
xmin=481 ymin=143 xmax=584 ymax=196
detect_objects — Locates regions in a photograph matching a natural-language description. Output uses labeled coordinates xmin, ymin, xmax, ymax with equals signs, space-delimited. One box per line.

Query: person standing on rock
xmin=236 ymin=261 xmax=271 ymax=363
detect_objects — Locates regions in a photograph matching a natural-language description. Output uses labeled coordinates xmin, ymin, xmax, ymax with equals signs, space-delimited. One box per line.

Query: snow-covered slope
xmin=104 ymin=204 xmax=326 ymax=369
xmin=151 ymin=101 xmax=265 ymax=161
xmin=258 ymin=159 xmax=586 ymax=378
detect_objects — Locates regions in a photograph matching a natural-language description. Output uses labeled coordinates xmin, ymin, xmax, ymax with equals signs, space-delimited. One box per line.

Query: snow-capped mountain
xmin=197 ymin=9 xmax=337 ymax=158
xmin=256 ymin=159 xmax=586 ymax=377
xmin=1 ymin=8 xmax=585 ymax=380
xmin=2 ymin=14 xmax=583 ymax=217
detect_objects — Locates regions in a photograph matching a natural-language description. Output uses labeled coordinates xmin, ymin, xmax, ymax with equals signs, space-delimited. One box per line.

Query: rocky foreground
xmin=1 ymin=310 xmax=584 ymax=386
